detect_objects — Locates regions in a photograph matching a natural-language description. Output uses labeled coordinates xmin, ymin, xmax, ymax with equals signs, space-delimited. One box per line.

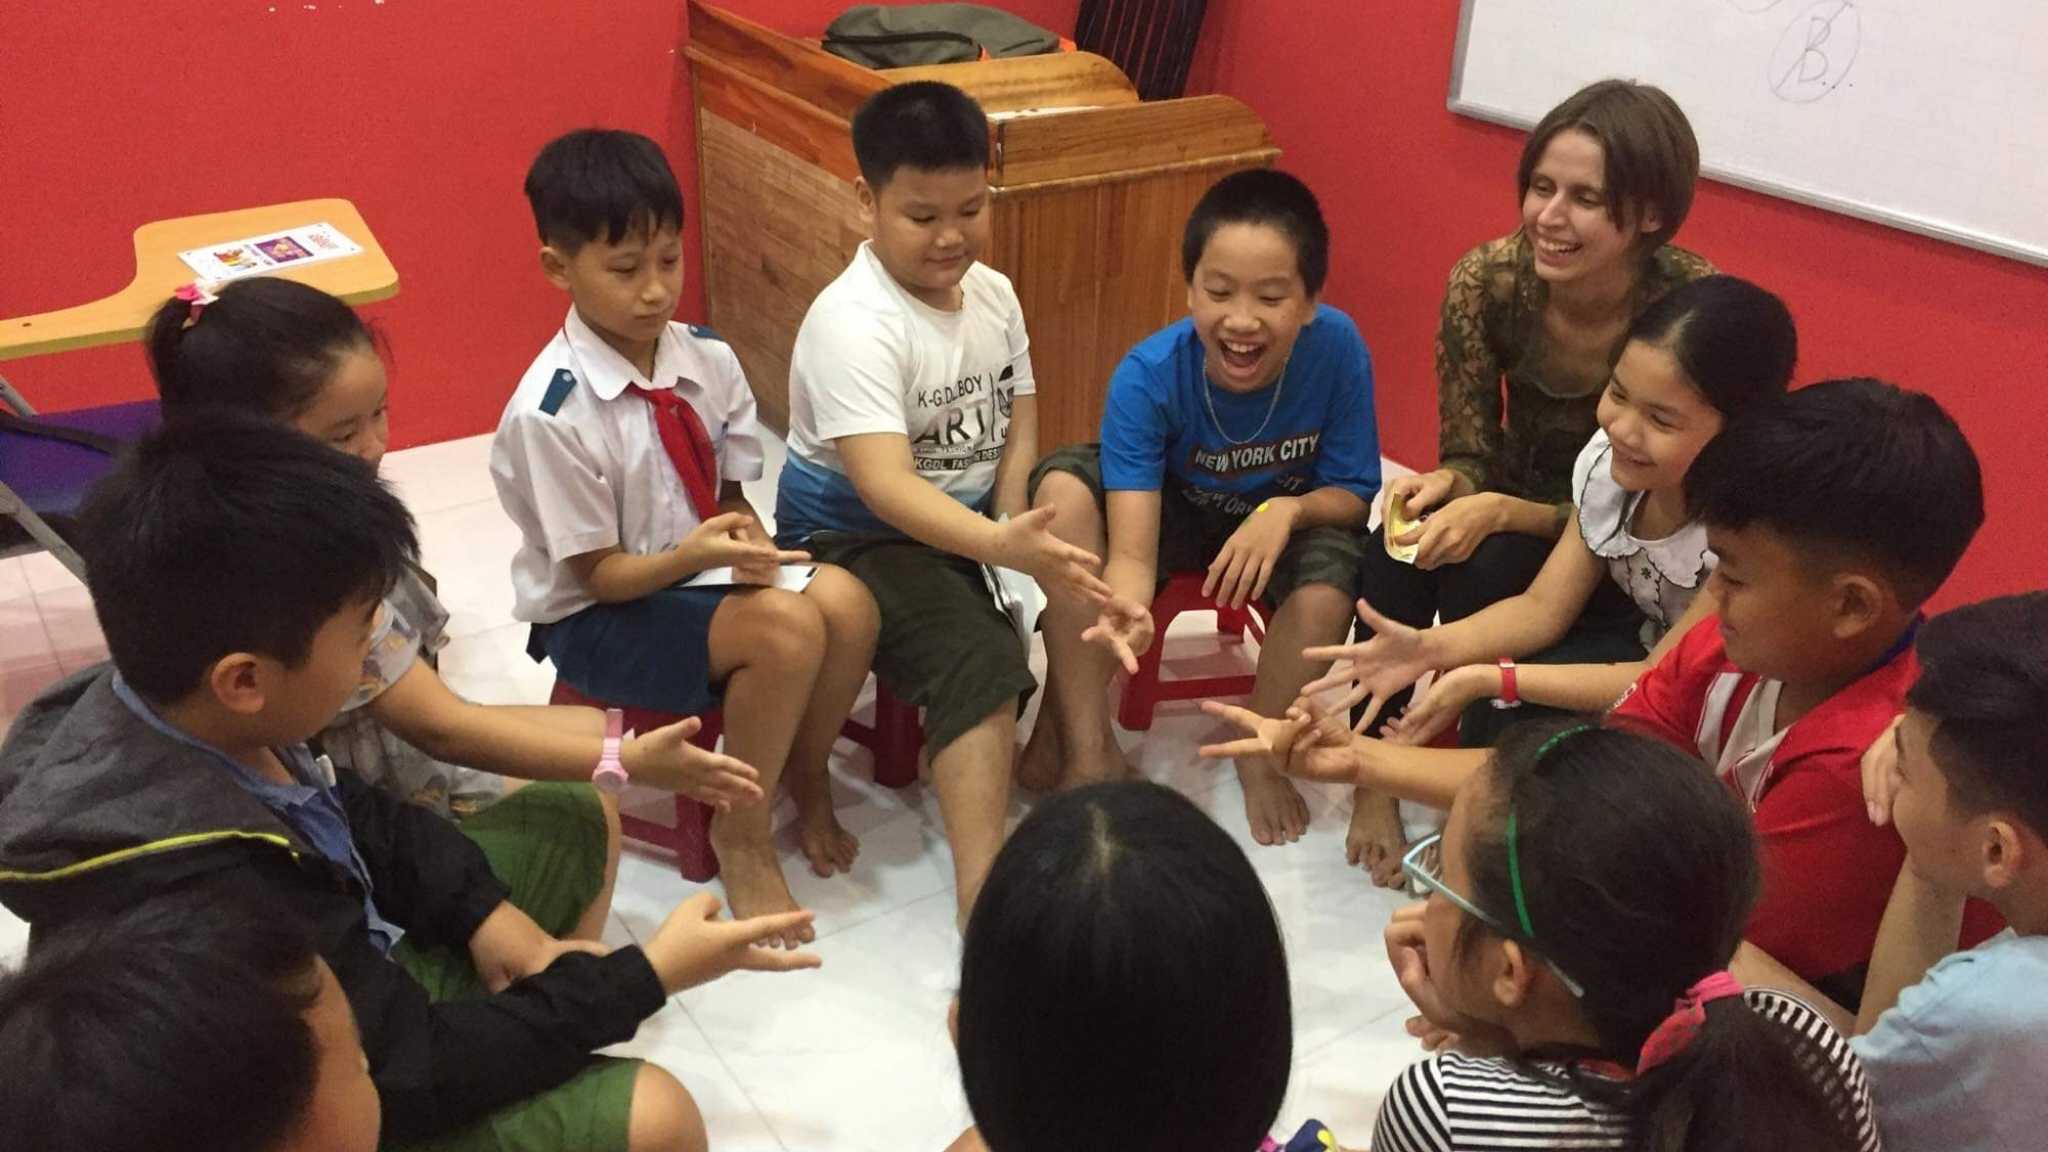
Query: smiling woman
xmin=1338 ymin=78 xmax=1714 ymax=877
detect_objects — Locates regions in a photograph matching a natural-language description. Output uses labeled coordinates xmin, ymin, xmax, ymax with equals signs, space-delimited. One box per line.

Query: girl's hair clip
xmin=173 ymin=281 xmax=220 ymax=327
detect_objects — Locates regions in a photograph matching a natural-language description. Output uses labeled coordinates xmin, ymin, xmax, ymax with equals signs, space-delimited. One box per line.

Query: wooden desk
xmin=0 ymin=198 xmax=399 ymax=361
xmin=685 ymin=2 xmax=1278 ymax=448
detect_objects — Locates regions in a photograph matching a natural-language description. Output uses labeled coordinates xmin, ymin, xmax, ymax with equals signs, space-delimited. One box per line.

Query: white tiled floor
xmin=0 ymin=435 xmax=1423 ymax=1150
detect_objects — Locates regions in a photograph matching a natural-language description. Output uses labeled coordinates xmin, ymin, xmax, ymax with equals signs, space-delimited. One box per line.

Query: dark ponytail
xmin=1459 ymin=722 xmax=1867 ymax=1152
xmin=1626 ymin=274 xmax=1797 ymax=419
xmin=145 ymin=277 xmax=374 ymax=419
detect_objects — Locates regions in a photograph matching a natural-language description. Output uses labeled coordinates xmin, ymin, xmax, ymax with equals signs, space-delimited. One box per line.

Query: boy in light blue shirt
xmin=1851 ymin=592 xmax=2048 ymax=1152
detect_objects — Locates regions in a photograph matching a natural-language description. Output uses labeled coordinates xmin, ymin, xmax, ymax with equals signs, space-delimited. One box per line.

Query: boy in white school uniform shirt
xmin=492 ymin=129 xmax=880 ymax=941
xmin=775 ymin=82 xmax=1113 ymax=927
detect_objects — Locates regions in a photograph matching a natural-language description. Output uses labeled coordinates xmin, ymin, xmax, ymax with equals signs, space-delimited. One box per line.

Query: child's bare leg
xmin=931 ymin=705 xmax=1017 ymax=928
xmin=625 ymin=1063 xmax=708 ymax=1152
xmin=1019 ymin=471 xmax=1125 ymax=792
xmin=1235 ymin=581 xmax=1352 ymax=846
xmin=706 ymin=588 xmax=825 ymax=945
xmin=785 ymin=566 xmax=877 ymax=877
xmin=568 ymin=790 xmax=623 ymax=942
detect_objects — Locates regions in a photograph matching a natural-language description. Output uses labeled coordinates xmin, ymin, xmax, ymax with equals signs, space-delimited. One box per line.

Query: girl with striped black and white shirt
xmin=1370 ymin=722 xmax=1883 ymax=1152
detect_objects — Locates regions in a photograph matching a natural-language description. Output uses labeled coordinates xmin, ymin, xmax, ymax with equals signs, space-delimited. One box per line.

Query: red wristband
xmin=1493 ymin=657 xmax=1522 ymax=710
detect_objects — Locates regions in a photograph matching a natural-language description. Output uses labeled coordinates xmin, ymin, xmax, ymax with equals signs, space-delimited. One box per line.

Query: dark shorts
xmin=794 ymin=531 xmax=1036 ymax=756
xmin=528 ymin=582 xmax=736 ymax=715
xmin=391 ymin=783 xmax=639 ymax=1152
xmin=1028 ymin=441 xmax=1364 ymax=607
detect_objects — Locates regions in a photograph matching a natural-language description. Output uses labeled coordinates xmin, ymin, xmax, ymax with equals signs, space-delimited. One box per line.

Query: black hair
xmin=1520 ymin=79 xmax=1700 ymax=249
xmin=1626 ymin=274 xmax=1796 ymax=417
xmin=77 ymin=411 xmax=418 ymax=703
xmin=0 ymin=886 xmax=328 ymax=1152
xmin=850 ymin=81 xmax=990 ymax=191
xmin=524 ymin=128 xmax=685 ymax=252
xmin=1181 ymin=168 xmax=1331 ymax=297
xmin=1684 ymin=377 xmax=1983 ymax=608
xmin=1908 ymin=592 xmax=2048 ymax=838
xmin=956 ymin=781 xmax=1291 ymax=1152
xmin=1458 ymin=721 xmax=1866 ymax=1152
xmin=146 ymin=277 xmax=375 ymax=420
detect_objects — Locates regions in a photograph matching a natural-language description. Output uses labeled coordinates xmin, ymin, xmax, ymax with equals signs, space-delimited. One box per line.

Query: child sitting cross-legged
xmin=0 ymin=415 xmax=821 ymax=1152
xmin=146 ymin=275 xmax=769 ymax=947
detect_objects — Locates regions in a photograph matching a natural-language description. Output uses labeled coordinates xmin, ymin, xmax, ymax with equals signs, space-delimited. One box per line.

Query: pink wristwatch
xmin=592 ymin=708 xmax=628 ymax=794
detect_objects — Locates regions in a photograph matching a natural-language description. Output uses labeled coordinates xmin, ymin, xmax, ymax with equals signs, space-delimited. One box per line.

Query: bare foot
xmin=1016 ymin=712 xmax=1063 ymax=793
xmin=1347 ymin=788 xmax=1409 ymax=888
xmin=796 ymin=804 xmax=860 ymax=878
xmin=709 ymin=828 xmax=813 ymax=947
xmin=1237 ymin=758 xmax=1310 ymax=846
xmin=786 ymin=762 xmax=859 ymax=878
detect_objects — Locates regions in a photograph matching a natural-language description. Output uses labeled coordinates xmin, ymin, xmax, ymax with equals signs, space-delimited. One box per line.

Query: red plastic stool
xmin=548 ymin=679 xmax=922 ymax=882
xmin=1117 ymin=572 xmax=1268 ymax=731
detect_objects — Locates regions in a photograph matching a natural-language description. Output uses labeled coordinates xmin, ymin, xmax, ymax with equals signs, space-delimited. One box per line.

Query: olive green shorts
xmin=390 ymin=783 xmax=639 ymax=1152
xmin=803 ymin=532 xmax=1038 ymax=756
xmin=1028 ymin=442 xmax=1363 ymax=607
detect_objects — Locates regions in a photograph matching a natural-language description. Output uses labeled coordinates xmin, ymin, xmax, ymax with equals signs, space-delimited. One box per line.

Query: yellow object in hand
xmin=1384 ymin=490 xmax=1421 ymax=564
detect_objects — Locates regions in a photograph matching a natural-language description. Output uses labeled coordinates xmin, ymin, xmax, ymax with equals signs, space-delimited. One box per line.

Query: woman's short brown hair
xmin=1517 ymin=79 xmax=1700 ymax=249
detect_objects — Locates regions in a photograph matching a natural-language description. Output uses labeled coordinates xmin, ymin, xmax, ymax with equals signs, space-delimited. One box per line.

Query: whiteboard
xmin=1449 ymin=0 xmax=2048 ymax=267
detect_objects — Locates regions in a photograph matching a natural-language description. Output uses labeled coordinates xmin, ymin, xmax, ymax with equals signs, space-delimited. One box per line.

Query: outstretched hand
xmin=995 ymin=505 xmax=1112 ymax=605
xmin=1382 ymin=665 xmax=1493 ymax=748
xmin=643 ymin=892 xmax=822 ymax=995
xmin=1301 ymin=597 xmax=1437 ymax=735
xmin=625 ymin=716 xmax=765 ymax=809
xmin=1081 ymin=595 xmax=1155 ymax=674
xmin=1198 ymin=698 xmax=1362 ymax=787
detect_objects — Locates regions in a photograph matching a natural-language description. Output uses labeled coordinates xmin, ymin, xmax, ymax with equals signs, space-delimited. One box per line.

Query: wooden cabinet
xmin=685 ymin=2 xmax=1277 ymax=450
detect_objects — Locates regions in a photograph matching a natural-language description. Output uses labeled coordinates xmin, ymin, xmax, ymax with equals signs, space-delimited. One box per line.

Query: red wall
xmin=0 ymin=0 xmax=1074 ymax=437
xmin=1186 ymin=2 xmax=2046 ymax=607
xmin=3 ymin=0 xmax=2035 ymax=604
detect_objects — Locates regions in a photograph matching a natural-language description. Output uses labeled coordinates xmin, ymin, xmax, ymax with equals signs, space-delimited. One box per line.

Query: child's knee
xmin=626 ymin=1063 xmax=707 ymax=1152
xmin=730 ymin=588 xmax=828 ymax=668
xmin=1280 ymin=581 xmax=1357 ymax=633
xmin=1030 ymin=471 xmax=1103 ymax=542
xmin=809 ymin=564 xmax=880 ymax=641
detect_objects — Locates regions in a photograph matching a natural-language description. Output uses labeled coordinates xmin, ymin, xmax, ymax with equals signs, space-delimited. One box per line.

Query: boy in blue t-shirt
xmin=1847 ymin=592 xmax=2048 ymax=1152
xmin=1024 ymin=169 xmax=1380 ymax=846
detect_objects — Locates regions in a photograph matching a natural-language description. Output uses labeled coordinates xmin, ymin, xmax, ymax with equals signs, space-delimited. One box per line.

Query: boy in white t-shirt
xmin=493 ymin=130 xmax=880 ymax=943
xmin=776 ymin=82 xmax=1112 ymax=925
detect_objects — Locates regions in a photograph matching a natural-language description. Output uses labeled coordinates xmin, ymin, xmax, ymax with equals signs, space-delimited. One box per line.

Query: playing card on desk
xmin=177 ymin=222 xmax=364 ymax=282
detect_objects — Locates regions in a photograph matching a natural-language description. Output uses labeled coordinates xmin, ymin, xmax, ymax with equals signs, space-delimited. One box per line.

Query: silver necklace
xmin=1204 ymin=354 xmax=1290 ymax=446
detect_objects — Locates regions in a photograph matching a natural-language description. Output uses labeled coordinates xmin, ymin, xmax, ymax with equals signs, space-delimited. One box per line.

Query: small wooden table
xmin=0 ymin=197 xmax=399 ymax=361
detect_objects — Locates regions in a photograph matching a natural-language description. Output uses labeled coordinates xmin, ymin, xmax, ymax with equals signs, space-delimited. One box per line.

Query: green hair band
xmin=1506 ymin=724 xmax=1596 ymax=939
